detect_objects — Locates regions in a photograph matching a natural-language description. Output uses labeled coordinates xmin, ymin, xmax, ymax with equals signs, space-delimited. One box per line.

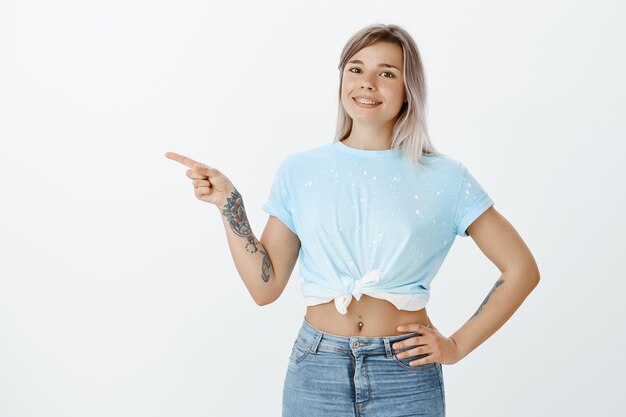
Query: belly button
xmin=358 ymin=321 xmax=363 ymax=328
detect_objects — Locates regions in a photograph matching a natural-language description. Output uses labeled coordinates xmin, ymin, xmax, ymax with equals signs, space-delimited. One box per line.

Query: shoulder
xmin=418 ymin=152 xmax=466 ymax=179
xmin=278 ymin=143 xmax=334 ymax=171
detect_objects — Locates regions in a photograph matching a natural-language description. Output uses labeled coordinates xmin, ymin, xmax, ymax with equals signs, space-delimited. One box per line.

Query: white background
xmin=1 ymin=1 xmax=624 ymax=416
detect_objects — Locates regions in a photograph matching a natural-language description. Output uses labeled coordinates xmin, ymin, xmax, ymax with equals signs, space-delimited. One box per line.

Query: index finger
xmin=165 ymin=151 xmax=200 ymax=169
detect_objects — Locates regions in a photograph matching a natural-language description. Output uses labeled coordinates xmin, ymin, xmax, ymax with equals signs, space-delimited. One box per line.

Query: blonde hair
xmin=334 ymin=23 xmax=441 ymax=169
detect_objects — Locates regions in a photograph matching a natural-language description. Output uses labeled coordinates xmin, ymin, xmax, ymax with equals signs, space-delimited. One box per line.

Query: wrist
xmin=449 ymin=336 xmax=464 ymax=364
xmin=216 ymin=187 xmax=237 ymax=213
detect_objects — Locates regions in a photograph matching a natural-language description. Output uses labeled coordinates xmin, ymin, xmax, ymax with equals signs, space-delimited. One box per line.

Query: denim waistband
xmin=298 ymin=315 xmax=424 ymax=356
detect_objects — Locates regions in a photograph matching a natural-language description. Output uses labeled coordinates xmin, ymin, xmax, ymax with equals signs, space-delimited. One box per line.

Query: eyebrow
xmin=347 ymin=59 xmax=401 ymax=71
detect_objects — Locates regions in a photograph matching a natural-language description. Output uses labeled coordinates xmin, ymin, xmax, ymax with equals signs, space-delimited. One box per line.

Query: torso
xmin=305 ymin=294 xmax=433 ymax=337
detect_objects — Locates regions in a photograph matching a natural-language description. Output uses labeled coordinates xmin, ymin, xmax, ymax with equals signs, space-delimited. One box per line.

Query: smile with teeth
xmin=353 ymin=97 xmax=382 ymax=106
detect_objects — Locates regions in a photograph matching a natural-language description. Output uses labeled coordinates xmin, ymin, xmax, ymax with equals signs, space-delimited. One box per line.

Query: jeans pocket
xmin=289 ymin=337 xmax=314 ymax=364
xmin=392 ymin=349 xmax=437 ymax=371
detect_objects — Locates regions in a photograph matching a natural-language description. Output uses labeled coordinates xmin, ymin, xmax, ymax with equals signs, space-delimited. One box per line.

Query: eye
xmin=347 ymin=67 xmax=396 ymax=78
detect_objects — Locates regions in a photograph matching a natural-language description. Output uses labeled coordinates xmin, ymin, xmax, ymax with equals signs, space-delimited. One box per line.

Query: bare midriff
xmin=305 ymin=294 xmax=433 ymax=337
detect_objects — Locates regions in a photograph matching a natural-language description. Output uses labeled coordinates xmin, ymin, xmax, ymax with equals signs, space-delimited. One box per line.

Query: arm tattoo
xmin=221 ymin=188 xmax=273 ymax=283
xmin=245 ymin=235 xmax=259 ymax=253
xmin=260 ymin=247 xmax=272 ymax=282
xmin=245 ymin=236 xmax=272 ymax=282
xmin=221 ymin=189 xmax=251 ymax=237
xmin=469 ymin=277 xmax=505 ymax=320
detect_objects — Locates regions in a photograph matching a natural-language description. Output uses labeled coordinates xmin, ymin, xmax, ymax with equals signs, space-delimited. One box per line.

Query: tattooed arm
xmin=163 ymin=151 xmax=299 ymax=306
xmin=448 ymin=206 xmax=541 ymax=362
xmin=217 ymin=186 xmax=300 ymax=306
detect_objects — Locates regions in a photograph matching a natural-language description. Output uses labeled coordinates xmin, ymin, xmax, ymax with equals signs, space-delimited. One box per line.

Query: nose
xmin=360 ymin=74 xmax=376 ymax=90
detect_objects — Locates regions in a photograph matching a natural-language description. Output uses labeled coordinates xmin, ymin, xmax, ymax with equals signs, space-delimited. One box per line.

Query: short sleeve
xmin=262 ymin=160 xmax=297 ymax=235
xmin=453 ymin=164 xmax=495 ymax=237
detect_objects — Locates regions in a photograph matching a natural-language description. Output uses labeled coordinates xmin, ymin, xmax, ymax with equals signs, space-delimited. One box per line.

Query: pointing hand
xmin=165 ymin=151 xmax=236 ymax=209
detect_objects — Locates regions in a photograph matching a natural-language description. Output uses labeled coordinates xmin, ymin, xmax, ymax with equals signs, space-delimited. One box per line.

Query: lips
xmin=353 ymin=97 xmax=382 ymax=107
xmin=353 ymin=96 xmax=381 ymax=104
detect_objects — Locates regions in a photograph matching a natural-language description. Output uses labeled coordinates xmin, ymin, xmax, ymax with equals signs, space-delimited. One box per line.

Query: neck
xmin=342 ymin=121 xmax=395 ymax=150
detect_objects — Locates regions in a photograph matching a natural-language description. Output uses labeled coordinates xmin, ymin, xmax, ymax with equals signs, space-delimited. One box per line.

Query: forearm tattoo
xmin=222 ymin=189 xmax=251 ymax=237
xmin=469 ymin=277 xmax=505 ymax=320
xmin=221 ymin=189 xmax=273 ymax=283
xmin=260 ymin=247 xmax=272 ymax=283
xmin=244 ymin=236 xmax=272 ymax=282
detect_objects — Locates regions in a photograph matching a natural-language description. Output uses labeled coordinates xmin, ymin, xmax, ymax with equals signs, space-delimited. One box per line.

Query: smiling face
xmin=340 ymin=41 xmax=407 ymax=126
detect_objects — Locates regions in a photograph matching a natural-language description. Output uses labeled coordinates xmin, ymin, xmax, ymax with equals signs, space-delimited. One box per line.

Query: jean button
xmin=352 ymin=341 xmax=359 ymax=348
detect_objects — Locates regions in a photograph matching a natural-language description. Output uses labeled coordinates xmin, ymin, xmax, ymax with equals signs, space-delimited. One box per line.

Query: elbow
xmin=255 ymin=297 xmax=272 ymax=307
xmin=254 ymin=278 xmax=285 ymax=306
xmin=255 ymin=298 xmax=277 ymax=307
xmin=527 ymin=267 xmax=540 ymax=289
xmin=253 ymin=294 xmax=269 ymax=306
xmin=254 ymin=293 xmax=278 ymax=307
xmin=524 ymin=258 xmax=541 ymax=287
xmin=507 ymin=263 xmax=540 ymax=289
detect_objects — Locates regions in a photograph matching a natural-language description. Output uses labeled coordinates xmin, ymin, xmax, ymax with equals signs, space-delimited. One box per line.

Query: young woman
xmin=166 ymin=24 xmax=540 ymax=417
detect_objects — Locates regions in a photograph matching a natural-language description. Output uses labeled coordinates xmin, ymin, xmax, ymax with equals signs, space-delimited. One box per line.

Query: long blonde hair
xmin=334 ymin=23 xmax=441 ymax=169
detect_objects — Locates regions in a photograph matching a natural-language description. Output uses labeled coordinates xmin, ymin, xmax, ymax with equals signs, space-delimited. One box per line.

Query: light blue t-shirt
xmin=262 ymin=140 xmax=494 ymax=315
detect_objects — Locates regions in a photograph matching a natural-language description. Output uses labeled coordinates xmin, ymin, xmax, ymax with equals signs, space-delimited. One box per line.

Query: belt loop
xmin=383 ymin=337 xmax=392 ymax=358
xmin=310 ymin=327 xmax=323 ymax=354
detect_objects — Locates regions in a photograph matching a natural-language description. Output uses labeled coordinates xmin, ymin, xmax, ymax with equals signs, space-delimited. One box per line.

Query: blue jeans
xmin=283 ymin=316 xmax=446 ymax=416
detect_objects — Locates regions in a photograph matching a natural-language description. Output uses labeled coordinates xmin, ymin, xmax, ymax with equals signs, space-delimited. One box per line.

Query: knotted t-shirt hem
xmin=304 ymin=291 xmax=429 ymax=315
